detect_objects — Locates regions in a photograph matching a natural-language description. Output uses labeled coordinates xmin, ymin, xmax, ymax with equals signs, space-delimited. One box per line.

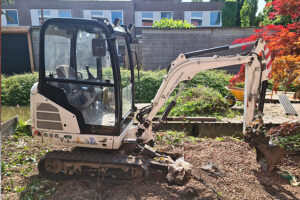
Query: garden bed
xmin=1 ymin=133 xmax=299 ymax=200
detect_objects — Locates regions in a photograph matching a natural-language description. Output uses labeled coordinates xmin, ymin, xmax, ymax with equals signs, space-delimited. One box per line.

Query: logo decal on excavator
xmin=87 ymin=137 xmax=97 ymax=145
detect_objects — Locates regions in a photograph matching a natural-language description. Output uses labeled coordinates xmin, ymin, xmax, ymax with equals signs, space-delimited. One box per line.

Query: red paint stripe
xmin=264 ymin=45 xmax=268 ymax=51
xmin=265 ymin=50 xmax=271 ymax=59
xmin=267 ymin=62 xmax=272 ymax=69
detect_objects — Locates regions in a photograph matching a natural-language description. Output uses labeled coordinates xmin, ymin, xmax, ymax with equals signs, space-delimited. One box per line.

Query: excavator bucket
xmin=245 ymin=117 xmax=290 ymax=174
xmin=255 ymin=141 xmax=286 ymax=173
xmin=248 ymin=133 xmax=286 ymax=173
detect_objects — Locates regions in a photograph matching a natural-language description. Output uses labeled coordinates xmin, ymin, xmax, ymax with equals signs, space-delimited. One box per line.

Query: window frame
xmin=191 ymin=11 xmax=203 ymax=27
xmin=58 ymin=10 xmax=72 ymax=18
xmin=111 ymin=10 xmax=123 ymax=25
xmin=210 ymin=11 xmax=221 ymax=26
xmin=160 ymin=11 xmax=173 ymax=20
xmin=3 ymin=9 xmax=19 ymax=26
xmin=141 ymin=12 xmax=154 ymax=27
xmin=91 ymin=10 xmax=104 ymax=19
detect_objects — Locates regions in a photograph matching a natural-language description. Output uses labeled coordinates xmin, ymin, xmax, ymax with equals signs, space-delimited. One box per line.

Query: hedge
xmin=1 ymin=69 xmax=232 ymax=106
xmin=1 ymin=73 xmax=38 ymax=106
xmin=152 ymin=18 xmax=195 ymax=29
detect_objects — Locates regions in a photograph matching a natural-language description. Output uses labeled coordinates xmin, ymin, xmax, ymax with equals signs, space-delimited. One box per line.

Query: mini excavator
xmin=30 ymin=18 xmax=279 ymax=181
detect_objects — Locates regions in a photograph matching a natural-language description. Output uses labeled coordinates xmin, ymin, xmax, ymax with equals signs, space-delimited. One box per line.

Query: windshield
xmin=44 ymin=23 xmax=115 ymax=126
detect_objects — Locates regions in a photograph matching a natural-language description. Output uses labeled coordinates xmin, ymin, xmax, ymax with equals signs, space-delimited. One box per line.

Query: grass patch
xmin=156 ymin=131 xmax=201 ymax=145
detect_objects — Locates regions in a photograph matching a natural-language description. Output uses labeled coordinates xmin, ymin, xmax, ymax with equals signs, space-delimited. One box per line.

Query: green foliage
xmin=186 ymin=70 xmax=232 ymax=96
xmin=222 ymin=1 xmax=239 ymax=27
xmin=240 ymin=0 xmax=258 ymax=27
xmin=233 ymin=80 xmax=297 ymax=92
xmin=1 ymin=73 xmax=38 ymax=106
xmin=270 ymin=133 xmax=300 ymax=151
xmin=156 ymin=131 xmax=200 ymax=145
xmin=136 ymin=69 xmax=232 ymax=102
xmin=1 ymin=0 xmax=14 ymax=6
xmin=14 ymin=118 xmax=32 ymax=138
xmin=152 ymin=18 xmax=195 ymax=29
xmin=22 ymin=178 xmax=57 ymax=200
xmin=159 ymin=85 xmax=236 ymax=118
xmin=260 ymin=0 xmax=293 ymax=26
xmin=135 ymin=69 xmax=166 ymax=103
xmin=235 ymin=0 xmax=245 ymax=27
xmin=1 ymin=69 xmax=232 ymax=105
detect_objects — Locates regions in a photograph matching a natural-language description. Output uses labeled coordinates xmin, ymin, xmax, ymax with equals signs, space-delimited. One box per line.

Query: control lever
xmin=85 ymin=65 xmax=94 ymax=79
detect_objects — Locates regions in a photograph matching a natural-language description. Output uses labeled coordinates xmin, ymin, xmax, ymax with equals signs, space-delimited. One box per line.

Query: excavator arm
xmin=136 ymin=39 xmax=271 ymax=143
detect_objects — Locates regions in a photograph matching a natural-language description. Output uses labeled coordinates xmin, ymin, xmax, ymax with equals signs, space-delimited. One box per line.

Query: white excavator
xmin=30 ymin=17 xmax=280 ymax=181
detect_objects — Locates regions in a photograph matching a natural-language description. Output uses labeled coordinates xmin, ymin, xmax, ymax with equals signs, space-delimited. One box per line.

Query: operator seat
xmin=56 ymin=65 xmax=101 ymax=110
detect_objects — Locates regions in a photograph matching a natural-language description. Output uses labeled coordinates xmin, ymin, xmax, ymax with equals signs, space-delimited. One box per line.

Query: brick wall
xmin=142 ymin=28 xmax=255 ymax=73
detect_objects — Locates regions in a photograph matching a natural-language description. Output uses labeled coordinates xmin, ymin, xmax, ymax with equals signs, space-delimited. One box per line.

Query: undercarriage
xmin=38 ymin=145 xmax=186 ymax=183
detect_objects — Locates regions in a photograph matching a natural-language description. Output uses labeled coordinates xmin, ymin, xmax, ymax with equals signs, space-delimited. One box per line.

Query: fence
xmin=142 ymin=27 xmax=255 ymax=73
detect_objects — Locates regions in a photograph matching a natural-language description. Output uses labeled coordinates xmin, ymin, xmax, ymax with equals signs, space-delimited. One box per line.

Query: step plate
xmin=278 ymin=94 xmax=298 ymax=116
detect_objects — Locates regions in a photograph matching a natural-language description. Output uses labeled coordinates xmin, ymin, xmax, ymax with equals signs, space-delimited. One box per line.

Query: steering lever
xmin=85 ymin=65 xmax=94 ymax=79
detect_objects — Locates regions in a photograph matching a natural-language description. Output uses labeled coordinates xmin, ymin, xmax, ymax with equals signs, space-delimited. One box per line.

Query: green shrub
xmin=134 ymin=69 xmax=166 ymax=102
xmin=153 ymin=18 xmax=195 ymax=29
xmin=159 ymin=85 xmax=235 ymax=117
xmin=135 ymin=69 xmax=232 ymax=102
xmin=186 ymin=70 xmax=232 ymax=96
xmin=1 ymin=73 xmax=38 ymax=106
xmin=1 ymin=69 xmax=232 ymax=105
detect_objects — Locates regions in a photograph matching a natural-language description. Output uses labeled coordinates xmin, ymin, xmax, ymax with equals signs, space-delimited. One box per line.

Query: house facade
xmin=2 ymin=0 xmax=224 ymax=36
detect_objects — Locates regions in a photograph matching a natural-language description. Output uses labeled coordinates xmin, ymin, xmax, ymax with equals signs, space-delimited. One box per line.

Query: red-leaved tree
xmin=229 ymin=0 xmax=300 ymax=95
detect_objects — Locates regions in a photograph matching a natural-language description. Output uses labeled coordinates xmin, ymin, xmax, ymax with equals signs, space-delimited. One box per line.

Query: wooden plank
xmin=27 ymin=30 xmax=35 ymax=72
xmin=2 ymin=26 xmax=29 ymax=34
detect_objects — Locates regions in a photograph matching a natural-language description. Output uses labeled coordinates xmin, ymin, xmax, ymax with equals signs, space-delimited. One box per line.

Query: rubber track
xmin=38 ymin=150 xmax=145 ymax=181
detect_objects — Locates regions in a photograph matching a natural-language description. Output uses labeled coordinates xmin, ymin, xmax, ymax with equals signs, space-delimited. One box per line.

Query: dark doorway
xmin=1 ymin=33 xmax=31 ymax=74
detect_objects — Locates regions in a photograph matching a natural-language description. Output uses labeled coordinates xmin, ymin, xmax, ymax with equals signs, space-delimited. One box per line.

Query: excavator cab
xmin=32 ymin=18 xmax=136 ymax=144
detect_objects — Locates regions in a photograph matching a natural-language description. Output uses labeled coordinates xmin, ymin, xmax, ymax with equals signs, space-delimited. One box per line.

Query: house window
xmin=191 ymin=12 xmax=202 ymax=27
xmin=142 ymin=12 xmax=153 ymax=27
xmin=112 ymin=11 xmax=123 ymax=25
xmin=38 ymin=10 xmax=50 ymax=24
xmin=59 ymin=10 xmax=71 ymax=18
xmin=5 ymin=9 xmax=19 ymax=25
xmin=91 ymin=11 xmax=103 ymax=19
xmin=161 ymin=12 xmax=172 ymax=19
xmin=210 ymin=11 xmax=221 ymax=26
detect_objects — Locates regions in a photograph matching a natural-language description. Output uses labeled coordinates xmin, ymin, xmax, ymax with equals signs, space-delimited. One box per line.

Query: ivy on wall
xmin=222 ymin=1 xmax=239 ymax=27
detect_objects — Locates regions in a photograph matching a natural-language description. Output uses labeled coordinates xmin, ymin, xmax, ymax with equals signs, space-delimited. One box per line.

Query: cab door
xmin=115 ymin=31 xmax=135 ymax=131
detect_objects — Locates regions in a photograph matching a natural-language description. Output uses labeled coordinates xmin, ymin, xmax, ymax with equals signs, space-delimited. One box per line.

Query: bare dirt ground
xmin=1 ymin=135 xmax=299 ymax=200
